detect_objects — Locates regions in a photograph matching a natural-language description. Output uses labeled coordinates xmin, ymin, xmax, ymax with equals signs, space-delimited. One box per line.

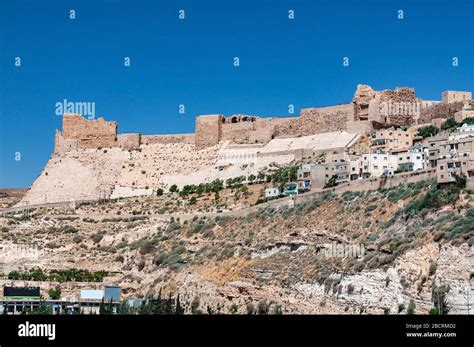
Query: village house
xmin=391 ymin=145 xmax=428 ymax=172
xmin=437 ymin=155 xmax=474 ymax=189
xmin=370 ymin=127 xmax=423 ymax=152
xmin=297 ymin=164 xmax=327 ymax=191
xmin=449 ymin=123 xmax=474 ymax=141
xmin=264 ymin=187 xmax=280 ymax=199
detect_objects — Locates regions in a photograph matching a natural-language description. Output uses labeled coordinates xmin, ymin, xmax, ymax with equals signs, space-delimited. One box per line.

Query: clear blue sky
xmin=1 ymin=0 xmax=473 ymax=188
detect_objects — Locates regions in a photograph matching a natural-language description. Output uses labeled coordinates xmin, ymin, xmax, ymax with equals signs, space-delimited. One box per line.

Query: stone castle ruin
xmin=54 ymin=84 xmax=470 ymax=153
xmin=17 ymin=84 xmax=471 ymax=207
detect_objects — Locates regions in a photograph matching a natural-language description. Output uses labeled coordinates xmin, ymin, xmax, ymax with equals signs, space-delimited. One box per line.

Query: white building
xmin=392 ymin=146 xmax=427 ymax=171
xmin=265 ymin=187 xmax=280 ymax=199
xmin=449 ymin=123 xmax=474 ymax=141
xmin=361 ymin=153 xmax=398 ymax=177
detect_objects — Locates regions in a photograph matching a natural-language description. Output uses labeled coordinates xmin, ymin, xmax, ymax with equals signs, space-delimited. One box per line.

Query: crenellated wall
xmin=53 ymin=85 xmax=472 ymax=152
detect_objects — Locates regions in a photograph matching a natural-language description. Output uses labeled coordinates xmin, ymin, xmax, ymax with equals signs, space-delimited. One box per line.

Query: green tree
xmin=29 ymin=300 xmax=53 ymax=315
xmin=139 ymin=300 xmax=153 ymax=315
xmin=461 ymin=117 xmax=474 ymax=125
xmin=156 ymin=188 xmax=164 ymax=196
xmin=417 ymin=125 xmax=439 ymax=139
xmin=324 ymin=175 xmax=338 ymax=188
xmin=431 ymin=285 xmax=450 ymax=315
xmin=247 ymin=174 xmax=256 ymax=184
xmin=48 ymin=286 xmax=61 ymax=300
xmin=175 ymin=294 xmax=184 ymax=315
xmin=229 ymin=304 xmax=238 ymax=314
xmin=169 ymin=184 xmax=178 ymax=193
xmin=99 ymin=298 xmax=114 ymax=315
xmin=189 ymin=196 xmax=197 ymax=205
xmin=257 ymin=300 xmax=269 ymax=315
xmin=441 ymin=118 xmax=459 ymax=130
xmin=453 ymin=173 xmax=467 ymax=189
xmin=196 ymin=184 xmax=205 ymax=195
xmin=191 ymin=296 xmax=202 ymax=315
xmin=118 ymin=300 xmax=131 ymax=314
xmin=407 ymin=299 xmax=416 ymax=315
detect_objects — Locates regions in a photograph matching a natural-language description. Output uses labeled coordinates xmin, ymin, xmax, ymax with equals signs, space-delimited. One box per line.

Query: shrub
xmin=257 ymin=300 xmax=270 ymax=315
xmin=139 ymin=241 xmax=155 ymax=255
xmin=91 ymin=232 xmax=104 ymax=243
xmin=246 ymin=303 xmax=255 ymax=315
xmin=429 ymin=261 xmax=437 ymax=276
xmin=137 ymin=260 xmax=145 ymax=271
xmin=417 ymin=125 xmax=439 ymax=139
xmin=407 ymin=299 xmax=416 ymax=315
xmin=441 ymin=117 xmax=459 ymax=130
xmin=166 ymin=222 xmax=180 ymax=233
xmin=153 ymin=245 xmax=187 ymax=271
xmin=73 ymin=235 xmax=84 ymax=244
xmin=444 ymin=208 xmax=474 ymax=240
xmin=48 ymin=287 xmax=61 ymax=300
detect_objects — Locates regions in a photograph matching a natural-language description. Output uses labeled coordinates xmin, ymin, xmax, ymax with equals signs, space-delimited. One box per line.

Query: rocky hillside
xmin=1 ymin=179 xmax=472 ymax=314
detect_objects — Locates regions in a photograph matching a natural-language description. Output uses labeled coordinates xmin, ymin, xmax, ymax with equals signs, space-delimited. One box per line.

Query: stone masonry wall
xmin=195 ymin=115 xmax=223 ymax=149
xmin=61 ymin=114 xmax=118 ymax=149
xmin=117 ymin=133 xmax=141 ymax=150
xmin=274 ymin=104 xmax=353 ymax=137
xmin=220 ymin=116 xmax=296 ymax=144
xmin=141 ymin=134 xmax=195 ymax=145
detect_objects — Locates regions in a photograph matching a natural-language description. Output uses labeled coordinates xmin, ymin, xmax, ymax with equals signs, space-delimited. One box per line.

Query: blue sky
xmin=0 ymin=0 xmax=473 ymax=188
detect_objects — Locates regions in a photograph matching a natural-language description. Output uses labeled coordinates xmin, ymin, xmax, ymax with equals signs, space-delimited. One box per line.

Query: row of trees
xmin=417 ymin=117 xmax=474 ymax=139
xmin=7 ymin=268 xmax=109 ymax=283
xmin=164 ymin=166 xmax=299 ymax=197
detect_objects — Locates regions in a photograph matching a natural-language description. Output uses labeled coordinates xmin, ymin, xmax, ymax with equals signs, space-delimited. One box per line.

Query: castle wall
xmin=219 ymin=116 xmax=296 ymax=144
xmin=346 ymin=120 xmax=373 ymax=135
xmin=419 ymin=101 xmax=464 ymax=124
xmin=273 ymin=104 xmax=353 ymax=137
xmin=141 ymin=134 xmax=195 ymax=145
xmin=442 ymin=91 xmax=472 ymax=104
xmin=61 ymin=114 xmax=118 ymax=149
xmin=54 ymin=130 xmax=79 ymax=154
xmin=195 ymin=115 xmax=223 ymax=149
xmin=117 ymin=133 xmax=141 ymax=150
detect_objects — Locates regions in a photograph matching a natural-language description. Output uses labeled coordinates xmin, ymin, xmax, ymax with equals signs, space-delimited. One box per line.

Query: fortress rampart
xmin=54 ymin=85 xmax=472 ymax=153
